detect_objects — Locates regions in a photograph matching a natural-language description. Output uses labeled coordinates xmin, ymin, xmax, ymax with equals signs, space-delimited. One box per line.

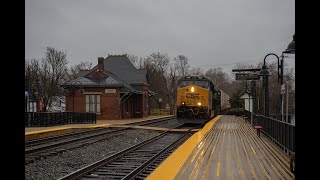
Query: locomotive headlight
xmin=197 ymin=102 xmax=201 ymax=106
xmin=182 ymin=102 xmax=185 ymax=105
xmin=191 ymin=87 xmax=194 ymax=92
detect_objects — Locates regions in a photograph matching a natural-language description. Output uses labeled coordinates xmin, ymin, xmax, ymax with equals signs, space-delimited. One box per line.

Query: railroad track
xmin=25 ymin=116 xmax=175 ymax=147
xmin=57 ymin=125 xmax=196 ymax=180
xmin=25 ymin=116 xmax=177 ymax=164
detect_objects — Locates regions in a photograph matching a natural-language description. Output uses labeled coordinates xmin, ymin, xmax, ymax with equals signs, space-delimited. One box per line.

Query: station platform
xmin=25 ymin=115 xmax=174 ymax=141
xmin=147 ymin=115 xmax=295 ymax=180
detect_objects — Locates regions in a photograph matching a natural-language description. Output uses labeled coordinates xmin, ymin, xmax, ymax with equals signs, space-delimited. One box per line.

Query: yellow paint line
xmin=201 ymin=127 xmax=222 ymax=179
xmin=228 ymin=130 xmax=232 ymax=179
xmin=240 ymin=123 xmax=270 ymax=179
xmin=174 ymin=118 xmax=220 ymax=179
xmin=179 ymin=138 xmax=205 ymax=175
xmin=176 ymin=125 xmax=216 ymax=178
xmin=25 ymin=124 xmax=112 ymax=135
xmin=251 ymin=146 xmax=256 ymax=155
xmin=259 ymin=136 xmax=294 ymax=177
xmin=253 ymin=147 xmax=270 ymax=179
xmin=146 ymin=115 xmax=222 ymax=180
xmin=216 ymin=127 xmax=226 ymax=178
xmin=243 ymin=123 xmax=287 ymax=179
xmin=238 ymin=129 xmax=258 ymax=179
xmin=189 ymin=126 xmax=220 ymax=179
xmin=131 ymin=126 xmax=169 ymax=131
xmin=234 ymin=133 xmax=245 ymax=180
xmin=245 ymin=123 xmax=292 ymax=170
xmin=25 ymin=115 xmax=174 ymax=135
xmin=25 ymin=127 xmax=71 ymax=135
xmin=216 ymin=162 xmax=221 ymax=177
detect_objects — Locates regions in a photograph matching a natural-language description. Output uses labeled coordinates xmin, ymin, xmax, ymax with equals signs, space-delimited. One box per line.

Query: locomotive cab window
xmin=179 ymin=80 xmax=193 ymax=88
xmin=194 ymin=80 xmax=208 ymax=88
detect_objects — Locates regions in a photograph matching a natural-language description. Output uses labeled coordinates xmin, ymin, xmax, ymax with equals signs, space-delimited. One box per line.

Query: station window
xmin=85 ymin=94 xmax=100 ymax=113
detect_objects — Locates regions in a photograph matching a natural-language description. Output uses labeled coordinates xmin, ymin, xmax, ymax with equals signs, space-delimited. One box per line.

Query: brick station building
xmin=62 ymin=54 xmax=155 ymax=120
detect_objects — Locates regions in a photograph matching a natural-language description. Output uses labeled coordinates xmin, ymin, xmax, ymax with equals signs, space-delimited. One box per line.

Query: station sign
xmin=105 ymin=89 xmax=116 ymax=93
xmin=235 ymin=73 xmax=259 ymax=80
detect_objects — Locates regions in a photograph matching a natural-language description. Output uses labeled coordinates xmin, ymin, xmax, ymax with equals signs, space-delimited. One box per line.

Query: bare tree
xmin=188 ymin=67 xmax=204 ymax=76
xmin=230 ymin=61 xmax=295 ymax=117
xmin=127 ymin=54 xmax=145 ymax=69
xmin=26 ymin=47 xmax=69 ymax=112
xmin=166 ymin=63 xmax=178 ymax=113
xmin=283 ymin=64 xmax=295 ymax=116
xmin=144 ymin=52 xmax=171 ymax=108
xmin=68 ymin=61 xmax=93 ymax=80
xmin=25 ymin=58 xmax=41 ymax=98
xmin=205 ymin=67 xmax=231 ymax=92
xmin=145 ymin=52 xmax=170 ymax=75
xmin=174 ymin=55 xmax=190 ymax=77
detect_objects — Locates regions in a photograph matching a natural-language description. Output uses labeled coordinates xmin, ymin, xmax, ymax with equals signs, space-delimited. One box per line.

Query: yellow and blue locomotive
xmin=175 ymin=76 xmax=220 ymax=124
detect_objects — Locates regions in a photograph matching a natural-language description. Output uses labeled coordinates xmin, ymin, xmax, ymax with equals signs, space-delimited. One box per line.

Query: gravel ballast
xmin=25 ymin=129 xmax=161 ymax=180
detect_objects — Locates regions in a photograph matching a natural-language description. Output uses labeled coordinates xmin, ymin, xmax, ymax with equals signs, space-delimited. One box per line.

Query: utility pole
xmin=286 ymin=83 xmax=289 ymax=123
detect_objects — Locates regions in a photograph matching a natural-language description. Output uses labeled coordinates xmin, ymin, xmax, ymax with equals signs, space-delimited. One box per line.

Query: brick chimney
xmin=98 ymin=57 xmax=104 ymax=70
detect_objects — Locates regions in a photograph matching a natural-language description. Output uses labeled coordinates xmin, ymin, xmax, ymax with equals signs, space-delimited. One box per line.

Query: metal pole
xmin=257 ymin=97 xmax=259 ymax=113
xmin=249 ymin=94 xmax=252 ymax=125
xmin=281 ymin=53 xmax=284 ymax=121
xmin=263 ymin=76 xmax=266 ymax=116
xmin=286 ymin=83 xmax=289 ymax=123
xmin=281 ymin=95 xmax=284 ymax=121
xmin=262 ymin=53 xmax=279 ymax=117
xmin=263 ymin=76 xmax=269 ymax=116
xmin=251 ymin=80 xmax=257 ymax=115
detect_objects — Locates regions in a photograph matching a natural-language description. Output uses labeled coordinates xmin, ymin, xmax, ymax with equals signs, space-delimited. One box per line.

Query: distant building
xmin=25 ymin=77 xmax=37 ymax=112
xmin=47 ymin=96 xmax=66 ymax=112
xmin=62 ymin=54 xmax=155 ymax=120
xmin=220 ymin=90 xmax=231 ymax=111
xmin=240 ymin=93 xmax=253 ymax=112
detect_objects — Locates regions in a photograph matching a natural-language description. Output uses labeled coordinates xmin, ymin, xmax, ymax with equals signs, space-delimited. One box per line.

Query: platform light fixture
xmin=258 ymin=34 xmax=295 ymax=118
xmin=258 ymin=53 xmax=279 ymax=117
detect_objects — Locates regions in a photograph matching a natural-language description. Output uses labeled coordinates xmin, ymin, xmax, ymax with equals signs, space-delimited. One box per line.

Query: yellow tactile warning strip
xmin=146 ymin=115 xmax=222 ymax=180
xmin=169 ymin=115 xmax=295 ymax=180
xmin=25 ymin=124 xmax=111 ymax=135
xmin=25 ymin=115 xmax=174 ymax=141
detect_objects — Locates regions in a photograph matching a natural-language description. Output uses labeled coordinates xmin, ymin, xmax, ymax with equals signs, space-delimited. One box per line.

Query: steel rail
xmin=57 ymin=124 xmax=194 ymax=180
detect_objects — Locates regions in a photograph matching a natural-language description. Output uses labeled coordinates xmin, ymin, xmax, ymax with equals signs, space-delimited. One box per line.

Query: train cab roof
xmin=178 ymin=75 xmax=219 ymax=93
xmin=178 ymin=75 xmax=211 ymax=82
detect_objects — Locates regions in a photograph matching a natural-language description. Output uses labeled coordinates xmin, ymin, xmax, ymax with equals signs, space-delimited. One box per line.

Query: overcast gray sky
xmin=25 ymin=0 xmax=295 ymax=74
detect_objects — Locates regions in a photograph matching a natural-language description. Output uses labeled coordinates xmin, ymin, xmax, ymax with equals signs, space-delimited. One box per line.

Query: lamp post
xmin=280 ymin=34 xmax=295 ymax=122
xmin=250 ymin=80 xmax=257 ymax=115
xmin=65 ymin=80 xmax=84 ymax=112
xmin=258 ymin=53 xmax=280 ymax=117
xmin=259 ymin=34 xmax=295 ymax=119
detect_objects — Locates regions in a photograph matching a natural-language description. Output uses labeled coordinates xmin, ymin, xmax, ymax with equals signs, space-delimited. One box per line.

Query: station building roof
xmin=63 ymin=54 xmax=155 ymax=96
